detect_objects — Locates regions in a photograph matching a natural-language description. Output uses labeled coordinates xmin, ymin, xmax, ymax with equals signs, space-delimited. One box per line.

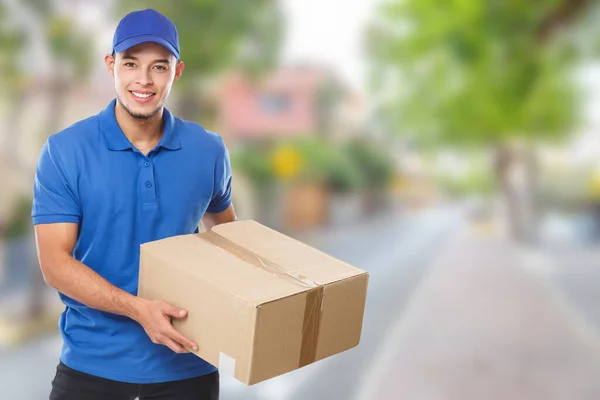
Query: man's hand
xmin=134 ymin=299 xmax=199 ymax=354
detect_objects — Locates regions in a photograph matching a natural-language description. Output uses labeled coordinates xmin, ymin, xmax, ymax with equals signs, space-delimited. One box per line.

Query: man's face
xmin=105 ymin=42 xmax=184 ymax=119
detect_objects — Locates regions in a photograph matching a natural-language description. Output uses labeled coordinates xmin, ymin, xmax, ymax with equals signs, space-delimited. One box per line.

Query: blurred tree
xmin=0 ymin=0 xmax=93 ymax=320
xmin=0 ymin=3 xmax=26 ymax=166
xmin=366 ymin=0 xmax=596 ymax=242
xmin=118 ymin=0 xmax=284 ymax=124
xmin=0 ymin=0 xmax=92 ymax=173
xmin=23 ymin=0 xmax=93 ymax=143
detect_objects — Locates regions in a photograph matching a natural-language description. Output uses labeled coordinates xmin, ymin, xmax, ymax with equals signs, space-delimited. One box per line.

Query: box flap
xmin=211 ymin=220 xmax=366 ymax=284
xmin=140 ymin=233 xmax=309 ymax=306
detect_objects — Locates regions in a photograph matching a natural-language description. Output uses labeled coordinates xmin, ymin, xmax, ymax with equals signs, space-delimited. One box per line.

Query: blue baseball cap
xmin=112 ymin=9 xmax=180 ymax=59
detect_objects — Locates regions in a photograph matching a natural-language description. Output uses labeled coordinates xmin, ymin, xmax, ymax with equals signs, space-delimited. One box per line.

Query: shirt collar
xmin=99 ymin=99 xmax=181 ymax=151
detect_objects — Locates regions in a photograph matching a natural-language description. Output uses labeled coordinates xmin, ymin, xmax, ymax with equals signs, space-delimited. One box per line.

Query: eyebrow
xmin=121 ymin=55 xmax=171 ymax=64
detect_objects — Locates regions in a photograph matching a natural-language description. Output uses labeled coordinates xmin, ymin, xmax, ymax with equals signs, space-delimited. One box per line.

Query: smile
xmin=130 ymin=91 xmax=155 ymax=99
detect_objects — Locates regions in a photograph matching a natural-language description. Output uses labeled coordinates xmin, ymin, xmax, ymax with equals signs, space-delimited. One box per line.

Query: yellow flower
xmin=590 ymin=175 xmax=600 ymax=199
xmin=272 ymin=145 xmax=303 ymax=181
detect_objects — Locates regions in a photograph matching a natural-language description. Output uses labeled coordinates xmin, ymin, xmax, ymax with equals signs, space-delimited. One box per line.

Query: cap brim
xmin=113 ymin=34 xmax=179 ymax=59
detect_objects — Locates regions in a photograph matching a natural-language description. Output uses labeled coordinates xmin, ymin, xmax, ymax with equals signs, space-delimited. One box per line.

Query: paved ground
xmin=534 ymin=244 xmax=600 ymax=333
xmin=363 ymin=224 xmax=600 ymax=400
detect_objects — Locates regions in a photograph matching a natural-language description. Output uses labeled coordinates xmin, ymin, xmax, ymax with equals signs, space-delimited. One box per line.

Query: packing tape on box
xmin=202 ymin=231 xmax=323 ymax=367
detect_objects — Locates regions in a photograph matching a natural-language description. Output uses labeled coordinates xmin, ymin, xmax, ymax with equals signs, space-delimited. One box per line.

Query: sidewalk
xmin=360 ymin=223 xmax=600 ymax=400
xmin=529 ymin=244 xmax=600 ymax=333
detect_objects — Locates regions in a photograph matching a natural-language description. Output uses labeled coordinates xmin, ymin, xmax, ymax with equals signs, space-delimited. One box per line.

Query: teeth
xmin=132 ymin=92 xmax=153 ymax=99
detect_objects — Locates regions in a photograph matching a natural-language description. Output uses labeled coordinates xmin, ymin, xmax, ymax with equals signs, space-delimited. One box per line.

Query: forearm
xmin=201 ymin=204 xmax=237 ymax=231
xmin=43 ymin=254 xmax=142 ymax=320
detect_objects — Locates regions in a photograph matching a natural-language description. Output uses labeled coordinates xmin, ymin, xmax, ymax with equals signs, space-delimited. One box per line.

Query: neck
xmin=114 ymin=100 xmax=164 ymax=151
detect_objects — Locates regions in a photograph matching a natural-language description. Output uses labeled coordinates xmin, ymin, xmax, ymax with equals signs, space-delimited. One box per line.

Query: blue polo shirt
xmin=31 ymin=99 xmax=232 ymax=383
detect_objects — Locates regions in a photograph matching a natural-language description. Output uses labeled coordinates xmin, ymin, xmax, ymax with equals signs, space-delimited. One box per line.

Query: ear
xmin=173 ymin=60 xmax=185 ymax=83
xmin=104 ymin=54 xmax=115 ymax=77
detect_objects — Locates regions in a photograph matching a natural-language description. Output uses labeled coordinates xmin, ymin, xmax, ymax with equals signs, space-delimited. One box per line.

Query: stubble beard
xmin=118 ymin=94 xmax=162 ymax=120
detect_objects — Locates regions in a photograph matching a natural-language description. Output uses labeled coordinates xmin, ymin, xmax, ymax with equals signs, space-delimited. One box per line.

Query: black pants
xmin=49 ymin=362 xmax=219 ymax=400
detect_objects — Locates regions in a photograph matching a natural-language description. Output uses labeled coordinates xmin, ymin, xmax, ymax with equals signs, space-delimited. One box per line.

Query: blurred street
xmin=364 ymin=219 xmax=600 ymax=400
xmin=3 ymin=2 xmax=600 ymax=399
xmin=4 ymin=203 xmax=600 ymax=399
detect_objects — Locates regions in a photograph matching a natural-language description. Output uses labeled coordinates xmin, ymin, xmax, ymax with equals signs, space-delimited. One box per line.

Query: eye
xmin=153 ymin=65 xmax=167 ymax=71
xmin=124 ymin=62 xmax=136 ymax=68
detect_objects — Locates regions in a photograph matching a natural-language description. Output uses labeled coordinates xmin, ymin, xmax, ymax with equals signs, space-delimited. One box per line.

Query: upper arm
xmin=32 ymin=137 xmax=81 ymax=278
xmin=206 ymin=137 xmax=232 ymax=214
xmin=32 ymin=137 xmax=81 ymax=225
xmin=34 ymin=222 xmax=78 ymax=279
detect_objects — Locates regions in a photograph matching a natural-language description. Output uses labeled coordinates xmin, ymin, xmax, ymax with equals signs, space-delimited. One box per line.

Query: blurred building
xmin=217 ymin=65 xmax=364 ymax=146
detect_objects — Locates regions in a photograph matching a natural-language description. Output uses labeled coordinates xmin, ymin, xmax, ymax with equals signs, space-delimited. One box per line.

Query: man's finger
xmin=162 ymin=337 xmax=189 ymax=354
xmin=169 ymin=327 xmax=198 ymax=352
xmin=163 ymin=304 xmax=187 ymax=319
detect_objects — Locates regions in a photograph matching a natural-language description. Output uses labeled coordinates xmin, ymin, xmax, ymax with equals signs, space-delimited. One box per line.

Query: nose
xmin=136 ymin=68 xmax=153 ymax=86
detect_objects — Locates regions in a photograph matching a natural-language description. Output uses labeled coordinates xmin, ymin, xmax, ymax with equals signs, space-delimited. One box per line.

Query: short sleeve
xmin=206 ymin=137 xmax=232 ymax=214
xmin=32 ymin=137 xmax=82 ymax=225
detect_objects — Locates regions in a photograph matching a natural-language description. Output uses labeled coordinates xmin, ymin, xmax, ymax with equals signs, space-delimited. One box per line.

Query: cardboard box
xmin=138 ymin=220 xmax=369 ymax=385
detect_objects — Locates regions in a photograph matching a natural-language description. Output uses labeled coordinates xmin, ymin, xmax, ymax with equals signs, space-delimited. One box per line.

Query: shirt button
xmin=144 ymin=161 xmax=150 ymax=167
xmin=145 ymin=181 xmax=152 ymax=188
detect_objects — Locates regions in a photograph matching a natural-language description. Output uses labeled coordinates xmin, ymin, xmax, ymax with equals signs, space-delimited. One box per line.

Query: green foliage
xmin=230 ymin=145 xmax=276 ymax=188
xmin=437 ymin=169 xmax=496 ymax=198
xmin=1 ymin=1 xmax=93 ymax=85
xmin=2 ymin=195 xmax=32 ymax=240
xmin=118 ymin=0 xmax=283 ymax=88
xmin=46 ymin=16 xmax=93 ymax=82
xmin=0 ymin=4 xmax=26 ymax=95
xmin=538 ymin=164 xmax=597 ymax=209
xmin=345 ymin=139 xmax=395 ymax=191
xmin=231 ymin=136 xmax=394 ymax=194
xmin=325 ymin=149 xmax=364 ymax=193
xmin=290 ymin=137 xmax=334 ymax=183
xmin=366 ymin=0 xmax=592 ymax=146
xmin=291 ymin=137 xmax=365 ymax=192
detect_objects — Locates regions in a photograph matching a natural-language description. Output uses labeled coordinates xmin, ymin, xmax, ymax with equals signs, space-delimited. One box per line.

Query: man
xmin=32 ymin=9 xmax=236 ymax=399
